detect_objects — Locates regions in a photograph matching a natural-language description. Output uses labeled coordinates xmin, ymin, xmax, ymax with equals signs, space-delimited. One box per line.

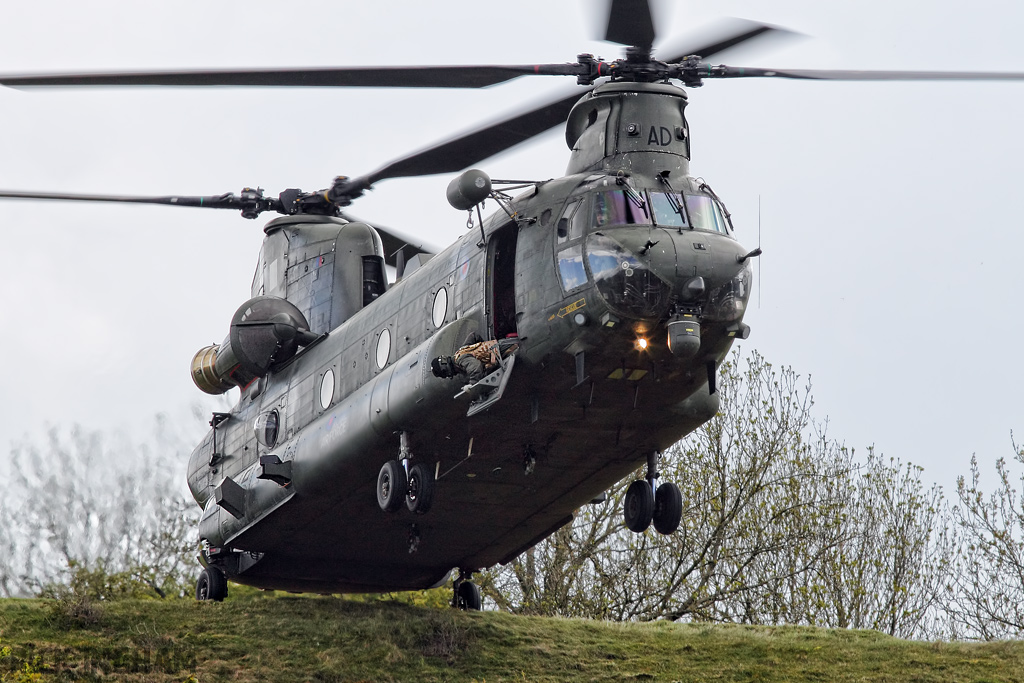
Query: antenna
xmin=757 ymin=195 xmax=762 ymax=309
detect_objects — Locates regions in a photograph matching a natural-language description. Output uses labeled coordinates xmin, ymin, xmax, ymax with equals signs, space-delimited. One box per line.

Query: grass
xmin=1 ymin=593 xmax=1023 ymax=682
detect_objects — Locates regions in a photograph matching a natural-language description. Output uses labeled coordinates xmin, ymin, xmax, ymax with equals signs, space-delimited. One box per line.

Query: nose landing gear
xmin=623 ymin=451 xmax=682 ymax=535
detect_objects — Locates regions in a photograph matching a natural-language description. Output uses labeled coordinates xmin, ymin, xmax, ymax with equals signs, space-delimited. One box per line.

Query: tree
xmin=484 ymin=350 xmax=954 ymax=639
xmin=0 ymin=416 xmax=201 ymax=598
xmin=764 ymin=449 xmax=951 ymax=638
xmin=948 ymin=440 xmax=1024 ymax=639
xmin=486 ymin=351 xmax=851 ymax=620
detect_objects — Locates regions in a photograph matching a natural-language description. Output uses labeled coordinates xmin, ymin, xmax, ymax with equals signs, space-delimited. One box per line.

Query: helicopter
xmin=3 ymin=1 xmax=1024 ymax=608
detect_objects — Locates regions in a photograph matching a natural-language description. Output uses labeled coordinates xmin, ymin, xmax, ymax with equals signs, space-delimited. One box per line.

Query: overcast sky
xmin=1 ymin=0 xmax=1021 ymax=495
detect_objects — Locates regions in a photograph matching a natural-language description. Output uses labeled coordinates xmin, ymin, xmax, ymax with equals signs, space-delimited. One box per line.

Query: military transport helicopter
xmin=3 ymin=0 xmax=1024 ymax=608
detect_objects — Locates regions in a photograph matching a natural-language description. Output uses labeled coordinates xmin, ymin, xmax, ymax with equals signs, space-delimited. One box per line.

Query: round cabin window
xmin=253 ymin=410 xmax=280 ymax=449
xmin=376 ymin=329 xmax=391 ymax=369
xmin=320 ymin=368 xmax=335 ymax=410
xmin=432 ymin=287 xmax=448 ymax=328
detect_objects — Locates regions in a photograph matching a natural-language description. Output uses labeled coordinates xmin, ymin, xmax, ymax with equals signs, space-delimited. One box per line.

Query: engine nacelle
xmin=191 ymin=296 xmax=316 ymax=395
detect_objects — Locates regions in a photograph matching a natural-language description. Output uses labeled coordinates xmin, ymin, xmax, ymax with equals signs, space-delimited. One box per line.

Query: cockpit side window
xmin=557 ymin=244 xmax=587 ymax=291
xmin=557 ymin=199 xmax=584 ymax=245
xmin=556 ymin=196 xmax=590 ymax=292
xmin=713 ymin=200 xmax=733 ymax=233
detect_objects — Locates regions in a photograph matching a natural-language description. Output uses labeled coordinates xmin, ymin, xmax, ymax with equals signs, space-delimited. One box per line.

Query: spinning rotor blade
xmin=659 ymin=20 xmax=787 ymax=64
xmin=339 ymin=212 xmax=438 ymax=264
xmin=356 ymin=97 xmax=575 ymax=187
xmin=348 ymin=20 xmax=788 ymax=190
xmin=0 ymin=1 xmax=664 ymax=90
xmin=0 ymin=189 xmax=434 ymax=267
xmin=605 ymin=0 xmax=656 ymax=51
xmin=0 ymin=14 xmax=793 ymax=211
xmin=0 ymin=189 xmax=263 ymax=211
xmin=0 ymin=65 xmax=583 ymax=90
xmin=704 ymin=66 xmax=1024 ymax=82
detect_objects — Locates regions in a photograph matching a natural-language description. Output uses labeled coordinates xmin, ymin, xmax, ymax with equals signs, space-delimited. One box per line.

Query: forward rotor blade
xmin=0 ymin=19 xmax=785 ymax=93
xmin=355 ymin=20 xmax=788 ymax=187
xmin=659 ymin=18 xmax=792 ymax=63
xmin=357 ymin=96 xmax=576 ymax=186
xmin=0 ymin=64 xmax=584 ymax=89
xmin=708 ymin=66 xmax=1024 ymax=81
xmin=605 ymin=0 xmax=656 ymax=51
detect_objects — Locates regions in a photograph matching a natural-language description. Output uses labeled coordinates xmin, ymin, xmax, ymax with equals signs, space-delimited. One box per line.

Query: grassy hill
xmin=1 ymin=593 xmax=1023 ymax=682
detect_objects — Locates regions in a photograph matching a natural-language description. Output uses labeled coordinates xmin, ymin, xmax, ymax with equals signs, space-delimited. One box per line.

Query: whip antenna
xmin=758 ymin=195 xmax=762 ymax=309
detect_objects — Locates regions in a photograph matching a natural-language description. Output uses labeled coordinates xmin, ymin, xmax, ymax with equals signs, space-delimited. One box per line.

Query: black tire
xmin=624 ymin=480 xmax=654 ymax=533
xmin=195 ymin=565 xmax=228 ymax=602
xmin=406 ymin=463 xmax=435 ymax=514
xmin=377 ymin=460 xmax=407 ymax=512
xmin=457 ymin=580 xmax=482 ymax=611
xmin=653 ymin=481 xmax=683 ymax=535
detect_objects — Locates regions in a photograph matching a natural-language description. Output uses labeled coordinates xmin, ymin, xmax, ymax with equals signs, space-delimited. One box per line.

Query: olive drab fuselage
xmin=185 ymin=80 xmax=754 ymax=593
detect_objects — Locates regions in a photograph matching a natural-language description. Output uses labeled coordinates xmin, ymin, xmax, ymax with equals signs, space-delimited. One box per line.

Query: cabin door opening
xmin=489 ymin=223 xmax=519 ymax=340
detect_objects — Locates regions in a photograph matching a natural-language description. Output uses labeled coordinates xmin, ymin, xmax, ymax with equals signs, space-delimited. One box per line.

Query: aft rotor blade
xmin=354 ymin=20 xmax=788 ymax=187
xmin=707 ymin=66 xmax=1024 ymax=81
xmin=339 ymin=212 xmax=438 ymax=265
xmin=605 ymin=0 xmax=656 ymax=51
xmin=0 ymin=64 xmax=583 ymax=89
xmin=0 ymin=189 xmax=248 ymax=209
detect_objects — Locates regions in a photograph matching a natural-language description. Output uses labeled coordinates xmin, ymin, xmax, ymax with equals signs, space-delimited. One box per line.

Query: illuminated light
xmin=636 ymin=337 xmax=649 ymax=351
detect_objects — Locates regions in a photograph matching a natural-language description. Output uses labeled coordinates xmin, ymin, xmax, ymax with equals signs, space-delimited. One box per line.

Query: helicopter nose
xmin=594 ymin=227 xmax=750 ymax=314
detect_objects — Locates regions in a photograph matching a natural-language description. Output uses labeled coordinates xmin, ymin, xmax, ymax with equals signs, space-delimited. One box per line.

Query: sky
xmin=0 ymin=0 xmax=1021 ymax=497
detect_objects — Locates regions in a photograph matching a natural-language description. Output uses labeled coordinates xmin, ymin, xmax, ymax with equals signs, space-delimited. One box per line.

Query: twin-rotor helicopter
xmin=3 ymin=0 xmax=1023 ymax=609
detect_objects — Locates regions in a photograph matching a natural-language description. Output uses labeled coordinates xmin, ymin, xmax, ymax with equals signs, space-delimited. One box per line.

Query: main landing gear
xmin=195 ymin=565 xmax=228 ymax=602
xmin=377 ymin=432 xmax=435 ymax=515
xmin=624 ymin=451 xmax=683 ymax=535
xmin=452 ymin=570 xmax=482 ymax=611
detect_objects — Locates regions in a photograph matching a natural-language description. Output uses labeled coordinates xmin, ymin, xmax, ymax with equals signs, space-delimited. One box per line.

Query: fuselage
xmin=185 ymin=80 xmax=753 ymax=593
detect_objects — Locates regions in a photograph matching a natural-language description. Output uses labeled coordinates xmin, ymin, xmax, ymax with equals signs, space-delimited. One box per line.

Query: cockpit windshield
xmin=593 ymin=190 xmax=648 ymax=228
xmin=554 ymin=184 xmax=732 ymax=295
xmin=684 ymin=194 xmax=730 ymax=234
xmin=585 ymin=188 xmax=729 ymax=233
xmin=649 ymin=192 xmax=687 ymax=228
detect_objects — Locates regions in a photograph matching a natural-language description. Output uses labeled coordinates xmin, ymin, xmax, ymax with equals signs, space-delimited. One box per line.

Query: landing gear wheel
xmin=195 ymin=565 xmax=227 ymax=602
xmin=406 ymin=463 xmax=435 ymax=514
xmin=624 ymin=480 xmax=654 ymax=533
xmin=653 ymin=482 xmax=683 ymax=535
xmin=456 ymin=580 xmax=482 ymax=611
xmin=377 ymin=460 xmax=407 ymax=512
